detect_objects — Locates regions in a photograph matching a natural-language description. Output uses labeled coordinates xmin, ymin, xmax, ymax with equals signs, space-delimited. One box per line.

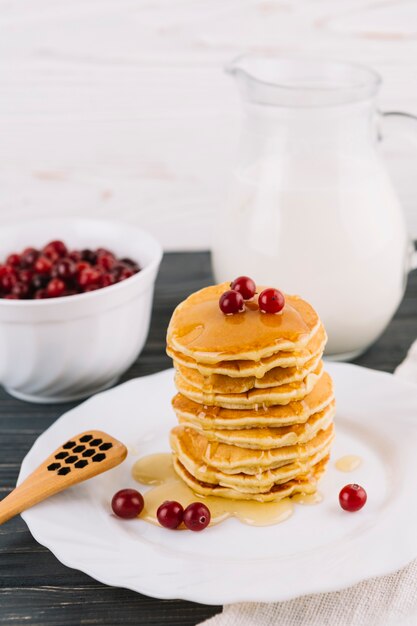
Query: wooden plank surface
xmin=0 ymin=251 xmax=416 ymax=625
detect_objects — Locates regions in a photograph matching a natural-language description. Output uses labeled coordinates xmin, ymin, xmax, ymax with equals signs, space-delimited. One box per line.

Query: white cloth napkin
xmin=200 ymin=341 xmax=417 ymax=626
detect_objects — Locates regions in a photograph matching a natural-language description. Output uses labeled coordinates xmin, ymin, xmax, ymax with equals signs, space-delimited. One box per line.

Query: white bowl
xmin=0 ymin=217 xmax=162 ymax=403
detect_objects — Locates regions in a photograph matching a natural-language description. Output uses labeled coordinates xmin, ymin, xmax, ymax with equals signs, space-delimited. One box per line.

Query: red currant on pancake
xmin=183 ymin=502 xmax=211 ymax=531
xmin=111 ymin=488 xmax=144 ymax=519
xmin=230 ymin=276 xmax=256 ymax=300
xmin=339 ymin=484 xmax=367 ymax=512
xmin=157 ymin=500 xmax=184 ymax=529
xmin=258 ymin=288 xmax=285 ymax=314
xmin=219 ymin=290 xmax=244 ymax=315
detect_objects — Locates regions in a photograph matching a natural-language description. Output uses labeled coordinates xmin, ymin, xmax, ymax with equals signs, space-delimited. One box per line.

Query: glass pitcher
xmin=212 ymin=57 xmax=417 ymax=360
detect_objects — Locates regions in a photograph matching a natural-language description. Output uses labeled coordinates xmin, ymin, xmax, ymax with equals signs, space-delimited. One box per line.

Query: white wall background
xmin=0 ymin=0 xmax=416 ymax=250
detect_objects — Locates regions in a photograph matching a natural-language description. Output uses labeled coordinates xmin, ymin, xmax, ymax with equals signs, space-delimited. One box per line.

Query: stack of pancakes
xmin=167 ymin=283 xmax=335 ymax=502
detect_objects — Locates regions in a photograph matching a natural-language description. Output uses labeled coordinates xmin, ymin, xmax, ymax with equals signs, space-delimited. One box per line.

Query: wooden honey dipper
xmin=0 ymin=430 xmax=127 ymax=525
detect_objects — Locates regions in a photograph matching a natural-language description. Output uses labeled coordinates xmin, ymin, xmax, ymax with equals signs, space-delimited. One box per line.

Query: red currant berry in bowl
xmin=20 ymin=247 xmax=39 ymax=268
xmin=78 ymin=268 xmax=101 ymax=287
xmin=111 ymin=488 xmax=144 ymax=519
xmin=43 ymin=240 xmax=67 ymax=260
xmin=52 ymin=258 xmax=77 ymax=280
xmin=12 ymin=282 xmax=29 ymax=299
xmin=6 ymin=253 xmax=20 ymax=267
xmin=157 ymin=500 xmax=184 ymax=529
xmin=0 ymin=272 xmax=17 ymax=293
xmin=230 ymin=276 xmax=256 ymax=300
xmin=34 ymin=256 xmax=53 ymax=274
xmin=258 ymin=288 xmax=285 ymax=314
xmin=46 ymin=278 xmax=66 ymax=298
xmin=183 ymin=502 xmax=211 ymax=531
xmin=219 ymin=289 xmax=244 ymax=315
xmin=339 ymin=484 xmax=367 ymax=512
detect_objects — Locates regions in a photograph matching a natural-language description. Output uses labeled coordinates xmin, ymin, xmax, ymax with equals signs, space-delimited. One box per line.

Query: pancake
xmin=174 ymin=351 xmax=322 ymax=394
xmin=174 ymin=361 xmax=324 ymax=409
xmin=172 ymin=432 xmax=332 ymax=492
xmin=167 ymin=283 xmax=321 ymax=364
xmin=173 ymin=455 xmax=329 ymax=502
xmin=171 ymin=423 xmax=335 ymax=474
xmin=178 ymin=401 xmax=335 ymax=451
xmin=172 ymin=371 xmax=334 ymax=429
xmin=167 ymin=323 xmax=327 ymax=379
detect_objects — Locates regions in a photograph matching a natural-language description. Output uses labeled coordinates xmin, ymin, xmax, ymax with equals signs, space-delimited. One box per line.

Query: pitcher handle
xmin=381 ymin=110 xmax=417 ymax=270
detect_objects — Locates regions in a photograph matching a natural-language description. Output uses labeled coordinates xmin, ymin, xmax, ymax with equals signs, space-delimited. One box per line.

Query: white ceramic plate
xmin=19 ymin=363 xmax=417 ymax=605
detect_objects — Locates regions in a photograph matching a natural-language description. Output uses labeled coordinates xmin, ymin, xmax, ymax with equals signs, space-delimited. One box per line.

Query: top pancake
xmin=167 ymin=323 xmax=327 ymax=379
xmin=167 ymin=283 xmax=321 ymax=364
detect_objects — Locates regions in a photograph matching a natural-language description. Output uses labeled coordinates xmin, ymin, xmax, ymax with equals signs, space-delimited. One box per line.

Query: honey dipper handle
xmin=0 ymin=471 xmax=61 ymax=525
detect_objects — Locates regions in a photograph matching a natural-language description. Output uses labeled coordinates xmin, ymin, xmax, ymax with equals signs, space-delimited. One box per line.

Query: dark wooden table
xmin=1 ymin=252 xmax=416 ymax=626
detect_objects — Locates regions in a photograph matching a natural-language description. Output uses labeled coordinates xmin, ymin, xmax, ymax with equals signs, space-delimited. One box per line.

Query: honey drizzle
xmin=335 ymin=455 xmax=362 ymax=472
xmin=132 ymin=453 xmax=322 ymax=528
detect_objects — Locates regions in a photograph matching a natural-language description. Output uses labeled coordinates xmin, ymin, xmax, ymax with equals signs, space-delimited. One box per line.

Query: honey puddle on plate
xmin=335 ymin=455 xmax=362 ymax=472
xmin=132 ymin=453 xmax=322 ymax=528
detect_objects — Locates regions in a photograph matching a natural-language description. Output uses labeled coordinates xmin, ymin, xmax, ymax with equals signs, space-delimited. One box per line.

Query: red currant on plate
xmin=157 ymin=500 xmax=184 ymax=529
xmin=219 ymin=290 xmax=244 ymax=315
xmin=111 ymin=488 xmax=144 ymax=519
xmin=339 ymin=484 xmax=367 ymax=512
xmin=230 ymin=276 xmax=256 ymax=300
xmin=183 ymin=502 xmax=211 ymax=531
xmin=258 ymin=288 xmax=285 ymax=314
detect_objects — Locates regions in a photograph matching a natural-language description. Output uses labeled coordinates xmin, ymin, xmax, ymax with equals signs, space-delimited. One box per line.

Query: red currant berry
xmin=0 ymin=272 xmax=17 ymax=292
xmin=258 ymin=288 xmax=285 ymax=314
xmin=43 ymin=240 xmax=67 ymax=259
xmin=100 ymin=273 xmax=116 ymax=288
xmin=81 ymin=249 xmax=97 ymax=264
xmin=219 ymin=290 xmax=244 ymax=315
xmin=0 ymin=265 xmax=13 ymax=278
xmin=230 ymin=276 xmax=256 ymax=300
xmin=34 ymin=256 xmax=53 ymax=274
xmin=183 ymin=502 xmax=211 ymax=532
xmin=111 ymin=488 xmax=144 ymax=519
xmin=120 ymin=258 xmax=140 ymax=272
xmin=19 ymin=269 xmax=33 ymax=285
xmin=52 ymin=258 xmax=76 ymax=280
xmin=76 ymin=261 xmax=90 ymax=274
xmin=31 ymin=274 xmax=47 ymax=290
xmin=97 ymin=252 xmax=116 ymax=271
xmin=78 ymin=268 xmax=101 ymax=287
xmin=68 ymin=250 xmax=82 ymax=262
xmin=339 ymin=484 xmax=367 ymax=512
xmin=4 ymin=294 xmax=18 ymax=299
xmin=34 ymin=289 xmax=48 ymax=299
xmin=46 ymin=278 xmax=66 ymax=298
xmin=12 ymin=282 xmax=29 ymax=299
xmin=20 ymin=247 xmax=39 ymax=268
xmin=118 ymin=268 xmax=134 ymax=281
xmin=6 ymin=253 xmax=20 ymax=267
xmin=156 ymin=501 xmax=184 ymax=529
